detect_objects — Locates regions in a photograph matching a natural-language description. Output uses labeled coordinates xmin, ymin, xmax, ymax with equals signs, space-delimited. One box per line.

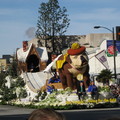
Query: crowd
xmin=109 ymin=84 xmax=120 ymax=102
xmin=76 ymin=80 xmax=98 ymax=100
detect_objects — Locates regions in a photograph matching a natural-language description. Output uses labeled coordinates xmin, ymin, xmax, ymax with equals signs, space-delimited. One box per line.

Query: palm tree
xmin=96 ymin=69 xmax=112 ymax=85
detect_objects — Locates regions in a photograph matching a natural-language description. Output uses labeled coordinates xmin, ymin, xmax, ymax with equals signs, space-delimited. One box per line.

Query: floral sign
xmin=106 ymin=40 xmax=120 ymax=57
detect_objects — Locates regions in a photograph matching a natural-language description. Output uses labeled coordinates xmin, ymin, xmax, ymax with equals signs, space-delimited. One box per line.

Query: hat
xmin=67 ymin=43 xmax=86 ymax=55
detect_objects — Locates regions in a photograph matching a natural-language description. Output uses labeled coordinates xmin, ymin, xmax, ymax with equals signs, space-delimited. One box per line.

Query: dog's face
xmin=69 ymin=52 xmax=88 ymax=69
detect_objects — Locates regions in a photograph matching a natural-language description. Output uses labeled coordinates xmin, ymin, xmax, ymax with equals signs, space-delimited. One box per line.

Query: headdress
xmin=67 ymin=43 xmax=86 ymax=55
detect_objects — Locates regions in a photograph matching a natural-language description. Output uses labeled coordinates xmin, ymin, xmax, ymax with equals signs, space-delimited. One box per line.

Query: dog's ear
xmin=66 ymin=55 xmax=72 ymax=63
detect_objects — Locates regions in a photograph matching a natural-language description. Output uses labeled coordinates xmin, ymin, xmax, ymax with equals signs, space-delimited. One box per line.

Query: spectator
xmin=87 ymin=81 xmax=98 ymax=99
xmin=110 ymin=84 xmax=119 ymax=98
xmin=27 ymin=108 xmax=66 ymax=120
xmin=77 ymin=81 xmax=86 ymax=100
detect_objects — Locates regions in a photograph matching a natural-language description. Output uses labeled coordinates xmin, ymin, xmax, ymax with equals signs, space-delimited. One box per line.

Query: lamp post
xmin=94 ymin=26 xmax=117 ymax=79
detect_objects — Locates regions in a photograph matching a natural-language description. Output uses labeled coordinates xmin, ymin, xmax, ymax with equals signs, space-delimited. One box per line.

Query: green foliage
xmin=13 ymin=77 xmax=25 ymax=88
xmin=7 ymin=59 xmax=18 ymax=78
xmin=0 ymin=72 xmax=7 ymax=87
xmin=0 ymin=73 xmax=17 ymax=102
xmin=11 ymin=77 xmax=27 ymax=100
xmin=56 ymin=87 xmax=72 ymax=95
xmin=40 ymin=92 xmax=47 ymax=100
xmin=0 ymin=87 xmax=17 ymax=102
xmin=0 ymin=55 xmax=28 ymax=103
xmin=35 ymin=91 xmax=42 ymax=101
xmin=98 ymin=86 xmax=110 ymax=92
xmin=96 ymin=69 xmax=112 ymax=84
xmin=18 ymin=89 xmax=27 ymax=99
xmin=0 ymin=72 xmax=27 ymax=103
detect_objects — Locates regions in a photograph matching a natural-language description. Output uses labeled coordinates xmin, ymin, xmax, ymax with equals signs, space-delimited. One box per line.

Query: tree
xmin=0 ymin=72 xmax=17 ymax=102
xmin=0 ymin=74 xmax=27 ymax=102
xmin=0 ymin=60 xmax=27 ymax=103
xmin=36 ymin=0 xmax=70 ymax=54
xmin=7 ymin=58 xmax=18 ymax=78
xmin=96 ymin=69 xmax=112 ymax=84
xmin=0 ymin=72 xmax=6 ymax=87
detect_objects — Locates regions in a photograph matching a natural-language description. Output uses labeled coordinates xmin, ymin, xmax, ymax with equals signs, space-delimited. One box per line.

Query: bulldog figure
xmin=56 ymin=43 xmax=90 ymax=90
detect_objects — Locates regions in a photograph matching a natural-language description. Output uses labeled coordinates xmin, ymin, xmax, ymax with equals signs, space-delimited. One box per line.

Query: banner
xmin=95 ymin=50 xmax=109 ymax=69
xmin=106 ymin=40 xmax=120 ymax=57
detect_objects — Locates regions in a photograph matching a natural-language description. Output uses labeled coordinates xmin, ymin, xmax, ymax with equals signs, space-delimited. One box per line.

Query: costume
xmin=57 ymin=43 xmax=90 ymax=90
xmin=87 ymin=85 xmax=97 ymax=92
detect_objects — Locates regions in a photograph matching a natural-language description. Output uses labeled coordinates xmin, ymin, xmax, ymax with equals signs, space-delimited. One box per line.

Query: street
xmin=0 ymin=105 xmax=120 ymax=120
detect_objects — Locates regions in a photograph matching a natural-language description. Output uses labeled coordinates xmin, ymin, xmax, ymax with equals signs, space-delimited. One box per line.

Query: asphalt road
xmin=0 ymin=105 xmax=120 ymax=120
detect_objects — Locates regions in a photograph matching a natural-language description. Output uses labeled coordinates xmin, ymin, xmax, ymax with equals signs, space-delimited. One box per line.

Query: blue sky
xmin=0 ymin=0 xmax=120 ymax=58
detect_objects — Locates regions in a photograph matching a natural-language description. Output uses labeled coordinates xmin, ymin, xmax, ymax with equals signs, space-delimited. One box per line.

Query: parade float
xmin=9 ymin=42 xmax=119 ymax=109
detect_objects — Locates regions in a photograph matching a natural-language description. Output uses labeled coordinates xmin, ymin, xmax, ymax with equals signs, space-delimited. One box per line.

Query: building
xmin=0 ymin=54 xmax=13 ymax=72
xmin=28 ymin=33 xmax=114 ymax=49
xmin=0 ymin=59 xmax=7 ymax=72
xmin=2 ymin=55 xmax=13 ymax=64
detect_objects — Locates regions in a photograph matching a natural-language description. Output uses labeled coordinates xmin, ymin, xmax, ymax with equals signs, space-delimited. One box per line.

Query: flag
xmin=95 ymin=50 xmax=109 ymax=69
xmin=106 ymin=40 xmax=120 ymax=57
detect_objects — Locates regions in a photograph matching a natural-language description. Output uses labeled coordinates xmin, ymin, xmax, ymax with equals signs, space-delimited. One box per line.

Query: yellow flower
xmin=87 ymin=99 xmax=96 ymax=103
xmin=97 ymin=99 xmax=103 ymax=103
xmin=110 ymin=98 xmax=117 ymax=103
xmin=66 ymin=101 xmax=72 ymax=105
xmin=103 ymin=99 xmax=109 ymax=102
